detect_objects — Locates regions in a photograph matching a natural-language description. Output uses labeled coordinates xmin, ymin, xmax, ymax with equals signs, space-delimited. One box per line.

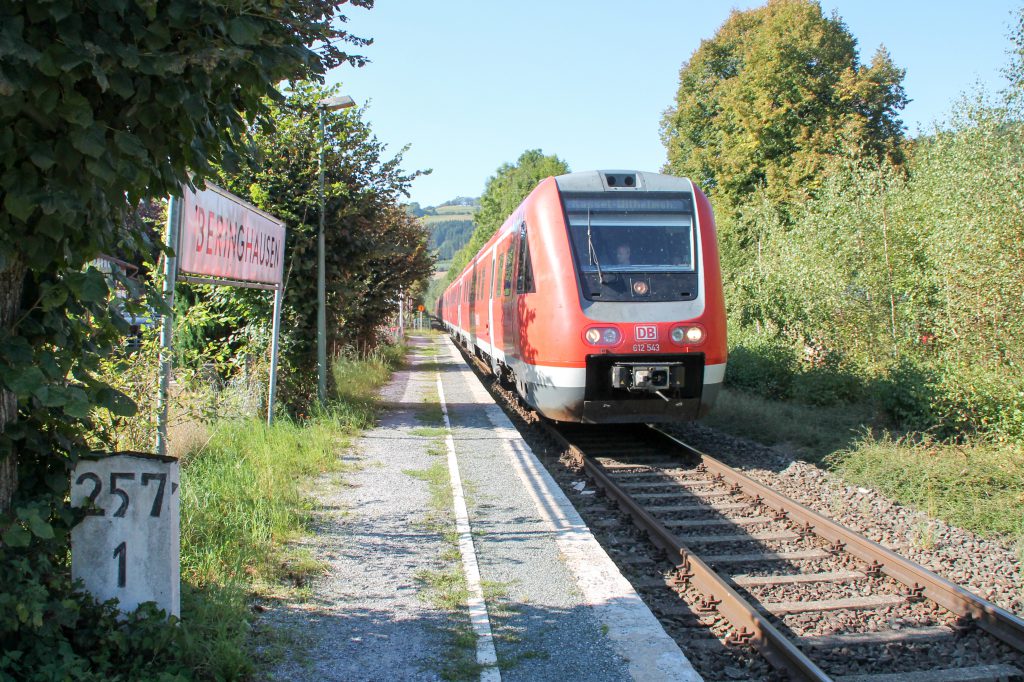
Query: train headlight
xmin=584 ymin=326 xmax=622 ymax=346
xmin=671 ymin=325 xmax=705 ymax=345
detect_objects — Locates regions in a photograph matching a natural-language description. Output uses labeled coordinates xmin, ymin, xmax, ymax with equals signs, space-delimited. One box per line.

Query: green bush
xmin=928 ymin=366 xmax=1024 ymax=442
xmin=870 ymin=357 xmax=939 ymax=432
xmin=789 ymin=365 xmax=862 ymax=406
xmin=0 ymin=547 xmax=194 ymax=681
xmin=723 ymin=333 xmax=797 ymax=400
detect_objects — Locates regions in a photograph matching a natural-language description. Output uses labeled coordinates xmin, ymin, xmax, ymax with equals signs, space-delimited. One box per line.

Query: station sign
xmin=179 ymin=182 xmax=285 ymax=286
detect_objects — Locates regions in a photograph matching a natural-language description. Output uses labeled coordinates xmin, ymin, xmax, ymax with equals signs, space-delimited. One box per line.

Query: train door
xmin=512 ymin=221 xmax=533 ymax=360
xmin=467 ymin=266 xmax=477 ymax=345
xmin=488 ymin=248 xmax=497 ymax=355
xmin=501 ymin=230 xmax=520 ymax=356
xmin=456 ymin=281 xmax=463 ymax=333
xmin=479 ymin=260 xmax=489 ymax=351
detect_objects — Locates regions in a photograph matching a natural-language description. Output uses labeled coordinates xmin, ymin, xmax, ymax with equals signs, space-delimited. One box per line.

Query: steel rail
xmin=650 ymin=425 xmax=1024 ymax=655
xmin=543 ymin=425 xmax=833 ymax=682
xmin=452 ymin=341 xmax=1024 ymax=677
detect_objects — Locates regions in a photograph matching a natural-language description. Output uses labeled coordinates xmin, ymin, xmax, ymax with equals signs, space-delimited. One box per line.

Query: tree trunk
xmin=0 ymin=256 xmax=26 ymax=513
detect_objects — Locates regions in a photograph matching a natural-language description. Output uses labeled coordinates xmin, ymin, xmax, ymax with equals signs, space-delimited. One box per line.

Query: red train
xmin=437 ymin=170 xmax=727 ymax=423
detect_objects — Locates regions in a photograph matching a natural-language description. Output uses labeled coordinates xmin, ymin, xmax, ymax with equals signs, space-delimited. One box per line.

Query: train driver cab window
xmin=562 ymin=194 xmax=696 ymax=274
xmin=515 ymin=222 xmax=535 ymax=294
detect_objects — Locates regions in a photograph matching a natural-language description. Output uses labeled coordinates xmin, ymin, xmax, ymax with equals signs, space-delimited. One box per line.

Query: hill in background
xmin=407 ymin=197 xmax=478 ymax=272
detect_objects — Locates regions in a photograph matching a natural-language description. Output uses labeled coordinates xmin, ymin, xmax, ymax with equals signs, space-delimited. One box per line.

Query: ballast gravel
xmin=667 ymin=421 xmax=1024 ymax=619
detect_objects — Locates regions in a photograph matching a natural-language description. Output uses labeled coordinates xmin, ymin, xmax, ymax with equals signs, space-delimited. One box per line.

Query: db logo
xmin=635 ymin=325 xmax=658 ymax=341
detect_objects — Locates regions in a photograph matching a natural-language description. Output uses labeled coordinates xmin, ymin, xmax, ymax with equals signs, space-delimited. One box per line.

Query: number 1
xmin=113 ymin=541 xmax=126 ymax=587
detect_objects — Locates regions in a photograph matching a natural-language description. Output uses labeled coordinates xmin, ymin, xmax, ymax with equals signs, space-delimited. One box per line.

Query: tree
xmin=660 ymin=0 xmax=907 ymax=228
xmin=218 ymin=82 xmax=432 ymax=408
xmin=0 ymin=0 xmax=373 ymax=673
xmin=446 ymin=149 xmax=569 ymax=283
xmin=0 ymin=0 xmax=372 ymax=511
xmin=1006 ymin=6 xmax=1024 ymax=101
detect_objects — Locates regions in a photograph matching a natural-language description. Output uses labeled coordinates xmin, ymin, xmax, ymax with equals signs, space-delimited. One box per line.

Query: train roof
xmin=554 ymin=170 xmax=692 ymax=194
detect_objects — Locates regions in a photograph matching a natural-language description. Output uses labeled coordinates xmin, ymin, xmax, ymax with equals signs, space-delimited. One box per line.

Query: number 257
xmin=74 ymin=472 xmax=168 ymax=518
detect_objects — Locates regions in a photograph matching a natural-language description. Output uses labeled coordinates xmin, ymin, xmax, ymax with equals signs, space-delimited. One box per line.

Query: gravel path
xmin=255 ymin=336 xmax=697 ymax=682
xmin=257 ymin=346 xmax=453 ymax=681
xmin=667 ymin=421 xmax=1024 ymax=619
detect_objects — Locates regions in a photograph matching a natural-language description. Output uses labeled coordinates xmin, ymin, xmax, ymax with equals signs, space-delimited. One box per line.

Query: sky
xmin=327 ymin=1 xmax=1022 ymax=208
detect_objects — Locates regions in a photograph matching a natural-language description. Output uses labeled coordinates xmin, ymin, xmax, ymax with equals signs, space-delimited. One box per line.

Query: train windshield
xmin=562 ymin=194 xmax=695 ymax=273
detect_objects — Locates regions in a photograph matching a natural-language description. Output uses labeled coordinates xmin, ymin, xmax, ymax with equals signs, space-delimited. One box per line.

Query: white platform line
xmin=436 ymin=373 xmax=502 ymax=682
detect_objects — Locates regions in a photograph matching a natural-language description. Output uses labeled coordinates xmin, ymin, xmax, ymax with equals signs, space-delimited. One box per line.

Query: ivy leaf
xmin=113 ymin=131 xmax=147 ymax=159
xmin=34 ymin=386 xmax=65 ymax=408
xmin=40 ymin=283 xmax=69 ymax=310
xmin=61 ymin=386 xmax=91 ymax=418
xmin=0 ymin=337 xmax=33 ymax=365
xmin=26 ymin=513 xmax=54 ymax=540
xmin=60 ymin=91 xmax=94 ymax=127
xmin=30 ymin=146 xmax=56 ymax=171
xmin=228 ymin=17 xmax=263 ymax=45
xmin=4 ymin=193 xmax=35 ymax=222
xmin=2 ymin=366 xmax=45 ymax=397
xmin=70 ymin=125 xmax=106 ymax=159
xmin=2 ymin=524 xmax=30 ymax=547
xmin=68 ymin=269 xmax=109 ymax=303
xmin=96 ymin=386 xmax=136 ymax=417
xmin=91 ymin=62 xmax=109 ymax=92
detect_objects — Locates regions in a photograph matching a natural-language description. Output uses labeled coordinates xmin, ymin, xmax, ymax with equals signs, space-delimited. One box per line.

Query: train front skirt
xmin=513 ymin=355 xmax=725 ymax=423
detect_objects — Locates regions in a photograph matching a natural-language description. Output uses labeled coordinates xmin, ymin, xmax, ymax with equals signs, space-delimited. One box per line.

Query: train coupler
xmin=610 ymin=362 xmax=685 ymax=392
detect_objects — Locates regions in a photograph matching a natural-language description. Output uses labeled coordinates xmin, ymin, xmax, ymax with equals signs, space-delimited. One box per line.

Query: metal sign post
xmin=267 ymin=286 xmax=283 ymax=426
xmin=398 ymin=289 xmax=404 ymax=339
xmin=156 ymin=198 xmax=181 ymax=457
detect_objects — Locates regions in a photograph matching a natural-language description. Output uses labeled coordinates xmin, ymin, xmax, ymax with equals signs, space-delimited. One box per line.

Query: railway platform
xmin=262 ymin=331 xmax=701 ymax=681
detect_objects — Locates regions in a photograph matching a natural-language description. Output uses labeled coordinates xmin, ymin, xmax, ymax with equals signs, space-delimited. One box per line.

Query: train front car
xmin=519 ymin=170 xmax=727 ymax=423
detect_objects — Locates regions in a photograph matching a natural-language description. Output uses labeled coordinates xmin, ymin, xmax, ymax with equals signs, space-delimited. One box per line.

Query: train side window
xmin=502 ymin=238 xmax=516 ymax=298
xmin=492 ymin=250 xmax=501 ymax=299
xmin=515 ymin=222 xmax=535 ymax=294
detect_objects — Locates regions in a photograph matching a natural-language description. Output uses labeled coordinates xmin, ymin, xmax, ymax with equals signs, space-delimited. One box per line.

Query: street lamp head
xmin=319 ymin=95 xmax=355 ymax=111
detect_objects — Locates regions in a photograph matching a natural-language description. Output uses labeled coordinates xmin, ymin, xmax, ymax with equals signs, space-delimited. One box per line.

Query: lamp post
xmin=317 ymin=94 xmax=355 ymax=405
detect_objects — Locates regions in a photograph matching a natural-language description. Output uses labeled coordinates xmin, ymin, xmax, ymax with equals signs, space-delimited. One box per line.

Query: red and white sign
xmin=178 ymin=183 xmax=286 ymax=286
xmin=635 ymin=325 xmax=658 ymax=341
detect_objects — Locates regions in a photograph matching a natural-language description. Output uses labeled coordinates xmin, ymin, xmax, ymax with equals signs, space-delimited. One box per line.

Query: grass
xmin=405 ymin=457 xmax=482 ymax=680
xmin=402 ymin=370 xmax=487 ymax=682
xmin=706 ymin=387 xmax=1024 ymax=557
xmin=404 ymin=461 xmax=455 ymax=537
xmin=411 ymin=426 xmax=448 ymax=438
xmin=174 ymin=346 xmax=405 ymax=678
xmin=827 ymin=433 xmax=1024 ymax=541
xmin=701 ymin=387 xmax=872 ymax=458
xmin=179 ymin=412 xmax=356 ymax=589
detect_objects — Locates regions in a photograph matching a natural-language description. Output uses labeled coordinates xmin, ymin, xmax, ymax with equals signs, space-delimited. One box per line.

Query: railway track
xmin=549 ymin=422 xmax=1024 ymax=682
xmin=451 ymin=341 xmax=1024 ymax=680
